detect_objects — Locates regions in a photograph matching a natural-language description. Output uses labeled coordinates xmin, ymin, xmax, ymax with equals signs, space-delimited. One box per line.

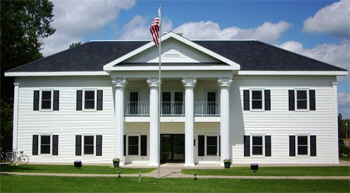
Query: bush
xmin=339 ymin=143 xmax=350 ymax=157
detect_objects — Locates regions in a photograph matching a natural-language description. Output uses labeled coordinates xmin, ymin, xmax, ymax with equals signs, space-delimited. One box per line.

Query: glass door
xmin=161 ymin=134 xmax=185 ymax=163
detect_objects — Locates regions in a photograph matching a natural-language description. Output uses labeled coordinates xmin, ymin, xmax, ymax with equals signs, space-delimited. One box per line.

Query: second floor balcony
xmin=124 ymin=101 xmax=220 ymax=117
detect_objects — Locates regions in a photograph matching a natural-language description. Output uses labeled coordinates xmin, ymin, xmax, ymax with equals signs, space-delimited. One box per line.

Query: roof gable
xmin=103 ymin=32 xmax=241 ymax=71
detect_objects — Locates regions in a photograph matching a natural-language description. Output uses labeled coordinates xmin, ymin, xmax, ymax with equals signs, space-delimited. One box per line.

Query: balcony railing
xmin=124 ymin=101 xmax=220 ymax=117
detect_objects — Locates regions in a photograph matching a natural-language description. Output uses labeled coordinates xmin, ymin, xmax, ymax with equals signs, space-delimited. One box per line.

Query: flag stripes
xmin=150 ymin=17 xmax=160 ymax=47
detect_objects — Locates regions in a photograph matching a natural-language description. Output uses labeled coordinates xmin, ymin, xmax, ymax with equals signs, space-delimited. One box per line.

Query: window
xmin=243 ymin=89 xmax=271 ymax=111
xmin=297 ymin=136 xmax=308 ymax=155
xmin=252 ymin=136 xmax=263 ymax=155
xmin=40 ymin=135 xmax=51 ymax=154
xmin=289 ymin=135 xmax=317 ymax=157
xmin=33 ymin=90 xmax=59 ymax=111
xmin=41 ymin=91 xmax=52 ymax=110
xmin=84 ymin=136 xmax=94 ymax=155
xmin=251 ymin=90 xmax=263 ymax=110
xmin=129 ymin=92 xmax=139 ymax=114
xmin=128 ymin=136 xmax=139 ymax=155
xmin=244 ymin=135 xmax=271 ymax=157
xmin=289 ymin=89 xmax=316 ymax=111
xmin=76 ymin=90 xmax=103 ymax=111
xmin=174 ymin=92 xmax=183 ymax=115
xmin=206 ymin=136 xmax=218 ymax=156
xmin=162 ymin=92 xmax=184 ymax=115
xmin=162 ymin=92 xmax=171 ymax=114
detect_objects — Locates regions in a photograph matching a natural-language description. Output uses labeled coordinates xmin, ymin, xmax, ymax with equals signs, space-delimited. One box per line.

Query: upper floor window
xmin=243 ymin=89 xmax=271 ymax=111
xmin=162 ymin=91 xmax=183 ymax=115
xmin=33 ymin=90 xmax=59 ymax=111
xmin=76 ymin=90 xmax=103 ymax=111
xmin=288 ymin=89 xmax=316 ymax=111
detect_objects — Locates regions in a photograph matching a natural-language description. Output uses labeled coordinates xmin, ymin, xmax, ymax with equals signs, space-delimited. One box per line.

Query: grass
xmin=182 ymin=166 xmax=350 ymax=176
xmin=0 ymin=164 xmax=154 ymax=174
xmin=1 ymin=175 xmax=349 ymax=193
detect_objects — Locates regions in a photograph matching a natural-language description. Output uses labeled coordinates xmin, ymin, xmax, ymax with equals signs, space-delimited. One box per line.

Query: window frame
xmin=39 ymin=135 xmax=51 ymax=155
xmin=83 ymin=135 xmax=95 ymax=155
xmin=129 ymin=91 xmax=139 ymax=115
xmin=205 ymin=135 xmax=219 ymax=156
xmin=83 ymin=89 xmax=97 ymax=111
xmin=127 ymin=135 xmax=139 ymax=156
xmin=250 ymin=135 xmax=265 ymax=157
xmin=295 ymin=89 xmax=309 ymax=111
xmin=39 ymin=90 xmax=53 ymax=111
xmin=249 ymin=89 xmax=265 ymax=111
xmin=296 ymin=135 xmax=309 ymax=156
xmin=206 ymin=91 xmax=218 ymax=115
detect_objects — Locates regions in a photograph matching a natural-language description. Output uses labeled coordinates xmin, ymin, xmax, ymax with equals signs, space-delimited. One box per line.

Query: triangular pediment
xmin=103 ymin=32 xmax=240 ymax=71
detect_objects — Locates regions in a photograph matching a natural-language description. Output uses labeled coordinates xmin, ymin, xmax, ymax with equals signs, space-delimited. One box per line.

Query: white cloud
xmin=173 ymin=21 xmax=291 ymax=44
xmin=303 ymin=0 xmax=350 ymax=39
xmin=338 ymin=92 xmax=350 ymax=119
xmin=41 ymin=0 xmax=135 ymax=56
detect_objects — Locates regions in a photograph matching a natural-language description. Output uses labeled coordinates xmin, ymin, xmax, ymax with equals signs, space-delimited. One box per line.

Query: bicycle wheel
xmin=20 ymin=155 xmax=29 ymax=164
xmin=6 ymin=152 xmax=13 ymax=163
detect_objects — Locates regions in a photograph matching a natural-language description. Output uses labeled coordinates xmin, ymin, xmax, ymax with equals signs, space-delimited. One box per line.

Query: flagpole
xmin=157 ymin=5 xmax=162 ymax=179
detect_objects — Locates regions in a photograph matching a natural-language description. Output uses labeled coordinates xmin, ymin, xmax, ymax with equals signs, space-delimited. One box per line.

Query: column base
xmin=149 ymin=163 xmax=159 ymax=167
xmin=184 ymin=163 xmax=195 ymax=167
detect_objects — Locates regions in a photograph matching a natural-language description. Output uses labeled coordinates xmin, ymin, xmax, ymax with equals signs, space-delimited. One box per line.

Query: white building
xmin=5 ymin=32 xmax=348 ymax=166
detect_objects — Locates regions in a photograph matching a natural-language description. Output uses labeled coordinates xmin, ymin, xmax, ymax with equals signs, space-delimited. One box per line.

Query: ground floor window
xmin=128 ymin=136 xmax=139 ymax=155
xmin=252 ymin=136 xmax=263 ymax=155
xmin=75 ymin=135 xmax=102 ymax=156
xmin=206 ymin=136 xmax=218 ymax=156
xmin=40 ymin=135 xmax=51 ymax=154
xmin=244 ymin=135 xmax=271 ymax=157
xmin=84 ymin=136 xmax=94 ymax=155
xmin=297 ymin=136 xmax=308 ymax=155
xmin=289 ymin=135 xmax=316 ymax=157
xmin=32 ymin=134 xmax=59 ymax=156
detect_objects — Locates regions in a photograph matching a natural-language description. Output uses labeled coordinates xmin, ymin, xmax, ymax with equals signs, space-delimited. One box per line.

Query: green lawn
xmin=0 ymin=164 xmax=154 ymax=174
xmin=340 ymin=156 xmax=350 ymax=161
xmin=1 ymin=175 xmax=349 ymax=193
xmin=182 ymin=166 xmax=350 ymax=176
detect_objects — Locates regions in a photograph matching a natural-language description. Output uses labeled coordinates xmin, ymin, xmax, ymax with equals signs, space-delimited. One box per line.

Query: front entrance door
xmin=161 ymin=134 xmax=185 ymax=163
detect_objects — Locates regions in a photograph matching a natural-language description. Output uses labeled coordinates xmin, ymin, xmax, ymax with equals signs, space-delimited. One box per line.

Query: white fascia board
xmin=105 ymin=65 xmax=236 ymax=72
xmin=238 ymin=71 xmax=348 ymax=76
xmin=103 ymin=32 xmax=241 ymax=71
xmin=4 ymin=71 xmax=109 ymax=77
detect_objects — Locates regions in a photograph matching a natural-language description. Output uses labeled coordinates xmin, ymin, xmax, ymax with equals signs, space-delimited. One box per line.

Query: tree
xmin=1 ymin=0 xmax=56 ymax=100
xmin=69 ymin=42 xmax=82 ymax=49
xmin=0 ymin=0 xmax=56 ymax=150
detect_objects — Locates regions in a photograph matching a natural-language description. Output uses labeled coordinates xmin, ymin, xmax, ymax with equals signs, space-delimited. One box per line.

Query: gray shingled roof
xmin=8 ymin=40 xmax=346 ymax=72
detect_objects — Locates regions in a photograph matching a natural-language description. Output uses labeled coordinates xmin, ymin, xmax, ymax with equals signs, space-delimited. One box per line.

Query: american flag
xmin=150 ymin=17 xmax=160 ymax=47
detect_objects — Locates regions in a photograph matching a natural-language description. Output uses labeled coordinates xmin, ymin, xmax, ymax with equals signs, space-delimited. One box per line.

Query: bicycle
xmin=0 ymin=148 xmax=8 ymax=162
xmin=9 ymin=150 xmax=29 ymax=164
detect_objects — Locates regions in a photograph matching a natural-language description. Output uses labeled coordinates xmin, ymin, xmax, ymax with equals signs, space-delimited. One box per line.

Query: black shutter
xmin=97 ymin=90 xmax=103 ymax=110
xmin=309 ymin=90 xmax=316 ymax=111
xmin=310 ymin=135 xmax=317 ymax=156
xmin=244 ymin=135 xmax=250 ymax=157
xmin=96 ymin=135 xmax=102 ymax=156
xmin=124 ymin=135 xmax=126 ymax=156
xmin=265 ymin=135 xmax=271 ymax=157
xmin=265 ymin=90 xmax=271 ymax=111
xmin=32 ymin=135 xmax=38 ymax=155
xmin=76 ymin=135 xmax=82 ymax=156
xmin=33 ymin=91 xmax=39 ymax=111
xmin=289 ymin=136 xmax=296 ymax=156
xmin=76 ymin=90 xmax=82 ymax=111
xmin=198 ymin=135 xmax=204 ymax=156
xmin=288 ymin=90 xmax=295 ymax=111
xmin=243 ymin=90 xmax=250 ymax=111
xmin=52 ymin=135 xmax=59 ymax=155
xmin=141 ymin=135 xmax=147 ymax=156
xmin=53 ymin=90 xmax=59 ymax=111
xmin=219 ymin=135 xmax=221 ymax=156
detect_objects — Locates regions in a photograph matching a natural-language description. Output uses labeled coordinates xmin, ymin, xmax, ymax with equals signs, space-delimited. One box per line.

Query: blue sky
xmin=42 ymin=0 xmax=349 ymax=118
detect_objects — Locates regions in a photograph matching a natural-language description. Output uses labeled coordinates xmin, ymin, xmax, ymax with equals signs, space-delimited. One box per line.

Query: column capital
xmin=112 ymin=77 xmax=127 ymax=88
xmin=13 ymin=82 xmax=19 ymax=86
xmin=147 ymin=77 xmax=160 ymax=88
xmin=182 ymin=77 xmax=197 ymax=87
xmin=218 ymin=77 xmax=232 ymax=87
xmin=332 ymin=82 xmax=338 ymax=86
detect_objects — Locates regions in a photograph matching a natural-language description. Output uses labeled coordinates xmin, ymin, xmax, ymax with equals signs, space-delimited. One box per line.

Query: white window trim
xmin=126 ymin=134 xmax=140 ymax=156
xmin=250 ymin=135 xmax=265 ymax=157
xmin=82 ymin=89 xmax=97 ymax=111
xmin=296 ymin=135 xmax=310 ymax=157
xmin=250 ymin=89 xmax=265 ymax=112
xmin=39 ymin=90 xmax=54 ymax=111
xmin=82 ymin=135 xmax=95 ymax=156
xmin=39 ymin=134 xmax=52 ymax=156
xmin=205 ymin=135 xmax=219 ymax=157
xmin=294 ymin=89 xmax=310 ymax=111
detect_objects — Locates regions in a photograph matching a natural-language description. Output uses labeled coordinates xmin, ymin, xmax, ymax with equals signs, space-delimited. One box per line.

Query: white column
xmin=218 ymin=77 xmax=232 ymax=165
xmin=12 ymin=83 xmax=19 ymax=152
xmin=147 ymin=77 xmax=160 ymax=166
xmin=182 ymin=77 xmax=197 ymax=167
xmin=332 ymin=82 xmax=339 ymax=164
xmin=112 ymin=78 xmax=127 ymax=166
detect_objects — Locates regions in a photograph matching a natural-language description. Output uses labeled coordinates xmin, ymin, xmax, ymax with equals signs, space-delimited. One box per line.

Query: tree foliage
xmin=69 ymin=42 xmax=82 ymax=49
xmin=1 ymin=0 xmax=56 ymax=100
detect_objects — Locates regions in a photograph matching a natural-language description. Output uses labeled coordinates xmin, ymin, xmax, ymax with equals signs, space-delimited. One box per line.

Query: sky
xmin=41 ymin=0 xmax=349 ymax=118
